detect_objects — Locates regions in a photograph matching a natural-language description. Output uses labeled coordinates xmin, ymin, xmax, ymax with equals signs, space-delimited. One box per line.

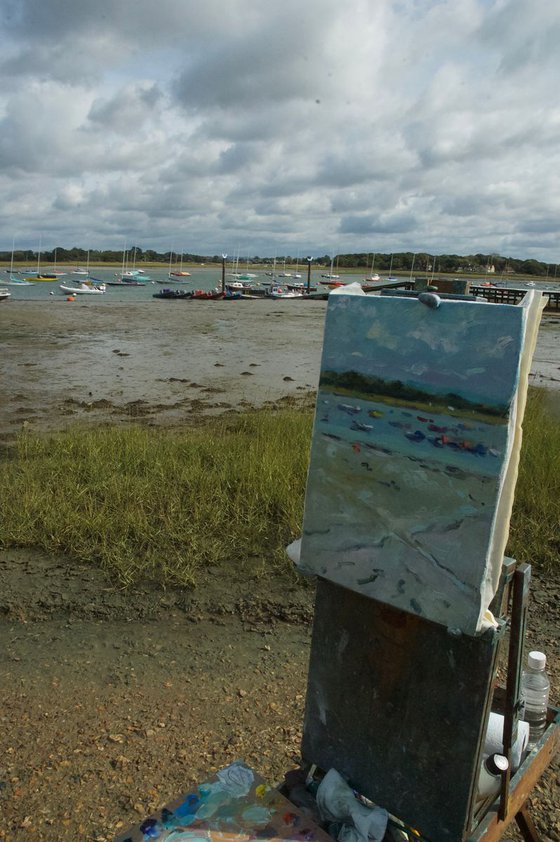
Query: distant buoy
xmin=66 ymin=296 xmax=76 ymax=301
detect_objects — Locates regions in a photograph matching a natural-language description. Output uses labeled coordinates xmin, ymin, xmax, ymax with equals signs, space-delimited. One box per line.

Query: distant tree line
xmin=321 ymin=368 xmax=509 ymax=418
xmin=0 ymin=246 xmax=556 ymax=277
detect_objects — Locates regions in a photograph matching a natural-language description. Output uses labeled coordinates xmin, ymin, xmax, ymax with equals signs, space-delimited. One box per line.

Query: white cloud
xmin=0 ymin=0 xmax=558 ymax=261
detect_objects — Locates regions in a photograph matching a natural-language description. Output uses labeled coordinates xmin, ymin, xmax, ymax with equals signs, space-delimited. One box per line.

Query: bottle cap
xmin=528 ymin=651 xmax=546 ymax=670
xmin=485 ymin=753 xmax=509 ymax=775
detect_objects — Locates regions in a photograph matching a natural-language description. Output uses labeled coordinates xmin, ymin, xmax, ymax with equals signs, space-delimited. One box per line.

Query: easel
xmin=299 ymin=560 xmax=559 ymax=842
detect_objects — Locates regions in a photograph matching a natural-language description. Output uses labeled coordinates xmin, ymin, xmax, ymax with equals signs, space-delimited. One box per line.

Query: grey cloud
xmin=88 ymin=84 xmax=163 ymax=133
xmin=477 ymin=0 xmax=560 ymax=74
xmin=339 ymin=212 xmax=417 ymax=236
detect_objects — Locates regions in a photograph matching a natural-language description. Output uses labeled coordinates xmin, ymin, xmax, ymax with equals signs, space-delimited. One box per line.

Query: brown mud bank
xmin=0 ymin=300 xmax=326 ymax=439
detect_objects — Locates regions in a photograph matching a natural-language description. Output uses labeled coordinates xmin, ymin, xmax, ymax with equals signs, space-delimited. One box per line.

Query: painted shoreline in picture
xmin=298 ymin=291 xmax=543 ymax=634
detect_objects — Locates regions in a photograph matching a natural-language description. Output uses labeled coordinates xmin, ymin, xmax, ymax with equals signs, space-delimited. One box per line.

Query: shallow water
xmin=2 ymin=265 xmax=226 ymax=302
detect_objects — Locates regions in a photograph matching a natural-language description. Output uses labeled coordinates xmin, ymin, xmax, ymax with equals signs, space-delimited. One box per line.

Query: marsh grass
xmin=0 ymin=389 xmax=558 ymax=586
xmin=508 ymin=387 xmax=560 ymax=571
xmin=0 ymin=409 xmax=313 ymax=586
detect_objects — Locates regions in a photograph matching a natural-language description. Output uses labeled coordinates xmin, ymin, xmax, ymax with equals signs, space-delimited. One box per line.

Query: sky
xmin=1 ymin=0 xmax=559 ymax=262
xmin=322 ymin=294 xmax=522 ymax=406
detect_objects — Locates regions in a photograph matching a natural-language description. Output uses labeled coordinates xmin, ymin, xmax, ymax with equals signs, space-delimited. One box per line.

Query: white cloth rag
xmin=316 ymin=769 xmax=388 ymax=842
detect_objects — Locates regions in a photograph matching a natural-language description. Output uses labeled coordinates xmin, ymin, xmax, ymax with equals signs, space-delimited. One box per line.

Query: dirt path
xmin=0 ymin=551 xmax=558 ymax=842
xmin=0 ymin=550 xmax=315 ymax=841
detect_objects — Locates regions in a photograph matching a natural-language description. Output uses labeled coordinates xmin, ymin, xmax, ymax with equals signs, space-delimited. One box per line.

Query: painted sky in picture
xmin=322 ymin=295 xmax=523 ymax=407
xmin=1 ymin=0 xmax=559 ymax=260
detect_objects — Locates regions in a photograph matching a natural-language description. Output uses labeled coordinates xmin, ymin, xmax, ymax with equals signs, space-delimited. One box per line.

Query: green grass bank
xmin=0 ymin=388 xmax=558 ymax=586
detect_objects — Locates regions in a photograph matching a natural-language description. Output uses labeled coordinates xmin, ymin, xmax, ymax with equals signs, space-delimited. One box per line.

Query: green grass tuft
xmin=0 ymin=409 xmax=313 ymax=586
xmin=508 ymin=387 xmax=560 ymax=571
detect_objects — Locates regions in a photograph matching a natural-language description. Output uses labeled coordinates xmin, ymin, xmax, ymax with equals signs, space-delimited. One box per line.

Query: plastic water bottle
xmin=476 ymin=753 xmax=509 ymax=801
xmin=520 ymin=651 xmax=550 ymax=749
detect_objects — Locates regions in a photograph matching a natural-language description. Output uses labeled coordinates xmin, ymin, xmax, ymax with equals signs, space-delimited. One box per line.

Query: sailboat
xmin=321 ymin=254 xmax=340 ymax=281
xmin=277 ymin=257 xmax=292 ymax=278
xmin=121 ymin=246 xmax=152 ymax=281
xmin=228 ymin=249 xmax=257 ymax=281
xmin=43 ymin=248 xmax=67 ymax=277
xmin=364 ymin=253 xmax=380 ymax=282
xmin=5 ymin=238 xmax=34 ymax=285
xmin=159 ymin=247 xmax=189 ymax=284
xmin=22 ymin=237 xmax=59 ymax=281
xmin=169 ymin=250 xmax=191 ymax=278
xmin=107 ymin=244 xmax=148 ymax=285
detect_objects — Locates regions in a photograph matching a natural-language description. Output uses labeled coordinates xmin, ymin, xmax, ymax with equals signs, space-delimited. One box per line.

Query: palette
xmin=114 ymin=761 xmax=332 ymax=842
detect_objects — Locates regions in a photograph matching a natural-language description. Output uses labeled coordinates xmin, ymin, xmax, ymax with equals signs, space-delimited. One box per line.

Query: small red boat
xmin=191 ymin=289 xmax=225 ymax=300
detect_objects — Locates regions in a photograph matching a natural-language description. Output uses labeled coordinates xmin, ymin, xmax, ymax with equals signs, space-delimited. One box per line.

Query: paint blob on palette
xmin=113 ymin=761 xmax=333 ymax=842
xmin=298 ymin=290 xmax=544 ymax=635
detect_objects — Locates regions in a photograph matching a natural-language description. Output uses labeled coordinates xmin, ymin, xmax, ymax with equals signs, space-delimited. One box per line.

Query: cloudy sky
xmin=0 ymin=0 xmax=559 ymax=261
xmin=323 ymin=294 xmax=521 ymax=405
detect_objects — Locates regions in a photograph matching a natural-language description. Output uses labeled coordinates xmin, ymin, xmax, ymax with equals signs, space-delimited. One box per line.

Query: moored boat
xmin=0 ymin=288 xmax=11 ymax=301
xmin=121 ymin=269 xmax=152 ymax=281
xmin=4 ymin=274 xmax=34 ymax=286
xmin=153 ymin=288 xmax=193 ymax=299
xmin=267 ymin=284 xmax=303 ymax=299
xmin=191 ymin=288 xmax=225 ymax=300
xmin=60 ymin=281 xmax=106 ymax=295
xmin=106 ymin=277 xmax=146 ymax=286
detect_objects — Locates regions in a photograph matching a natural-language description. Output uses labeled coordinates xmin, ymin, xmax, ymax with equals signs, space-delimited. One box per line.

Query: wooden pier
xmin=471 ymin=286 xmax=560 ymax=311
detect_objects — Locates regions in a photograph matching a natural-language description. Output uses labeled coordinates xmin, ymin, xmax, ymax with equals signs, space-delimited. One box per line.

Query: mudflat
xmin=0 ymin=299 xmax=326 ymax=438
xmin=0 ymin=300 xmax=558 ymax=841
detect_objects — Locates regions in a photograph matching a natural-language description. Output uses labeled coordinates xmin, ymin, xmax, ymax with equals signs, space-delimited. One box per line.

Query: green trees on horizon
xmin=0 ymin=246 xmax=556 ymax=277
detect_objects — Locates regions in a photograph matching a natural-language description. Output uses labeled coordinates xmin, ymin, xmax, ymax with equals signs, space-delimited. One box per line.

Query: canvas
xmin=298 ymin=289 xmax=543 ymax=635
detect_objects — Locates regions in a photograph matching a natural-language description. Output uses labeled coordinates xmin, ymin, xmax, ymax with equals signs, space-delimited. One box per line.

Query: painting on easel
xmin=298 ymin=290 xmax=543 ymax=635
